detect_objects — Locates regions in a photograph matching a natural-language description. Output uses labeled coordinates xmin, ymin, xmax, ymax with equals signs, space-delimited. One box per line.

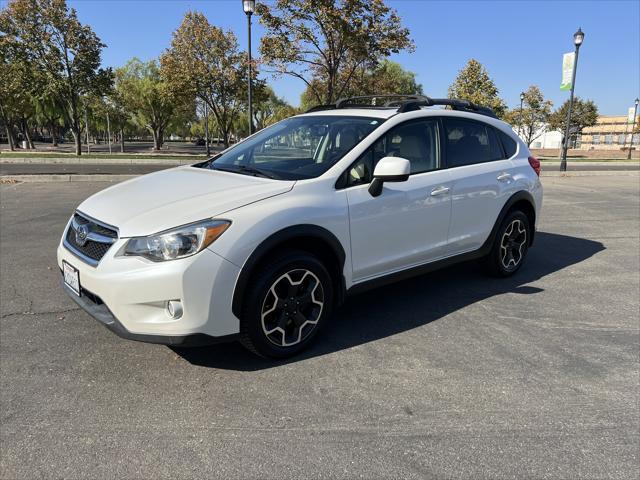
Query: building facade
xmin=578 ymin=115 xmax=639 ymax=151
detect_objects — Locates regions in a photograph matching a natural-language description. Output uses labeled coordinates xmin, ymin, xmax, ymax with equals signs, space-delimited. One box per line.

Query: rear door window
xmin=496 ymin=129 xmax=518 ymax=158
xmin=443 ymin=118 xmax=504 ymax=167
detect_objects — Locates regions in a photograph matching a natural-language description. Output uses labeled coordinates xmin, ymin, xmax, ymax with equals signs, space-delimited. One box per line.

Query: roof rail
xmin=305 ymin=104 xmax=337 ymax=113
xmin=304 ymin=94 xmax=498 ymax=118
xmin=335 ymin=94 xmax=430 ymax=109
xmin=397 ymin=97 xmax=498 ymax=118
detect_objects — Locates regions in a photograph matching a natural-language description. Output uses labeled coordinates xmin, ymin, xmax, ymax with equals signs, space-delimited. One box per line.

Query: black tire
xmin=239 ymin=250 xmax=334 ymax=358
xmin=485 ymin=210 xmax=531 ymax=277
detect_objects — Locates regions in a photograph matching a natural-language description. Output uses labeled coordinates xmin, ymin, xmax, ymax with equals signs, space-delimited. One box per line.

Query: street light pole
xmin=627 ymin=98 xmax=639 ymax=160
xmin=519 ymin=92 xmax=525 ymax=138
xmin=242 ymin=0 xmax=255 ymax=135
xmin=560 ymin=27 xmax=585 ymax=172
xmin=106 ymin=111 xmax=112 ymax=154
xmin=85 ymin=108 xmax=90 ymax=154
xmin=204 ymin=101 xmax=210 ymax=157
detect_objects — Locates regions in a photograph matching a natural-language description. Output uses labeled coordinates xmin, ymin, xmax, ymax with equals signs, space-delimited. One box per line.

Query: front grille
xmin=64 ymin=212 xmax=118 ymax=265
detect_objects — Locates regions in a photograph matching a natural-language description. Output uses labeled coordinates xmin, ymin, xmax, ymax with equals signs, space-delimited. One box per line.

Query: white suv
xmin=58 ymin=95 xmax=543 ymax=358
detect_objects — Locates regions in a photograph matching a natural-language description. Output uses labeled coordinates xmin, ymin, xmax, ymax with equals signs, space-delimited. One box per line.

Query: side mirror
xmin=368 ymin=156 xmax=410 ymax=197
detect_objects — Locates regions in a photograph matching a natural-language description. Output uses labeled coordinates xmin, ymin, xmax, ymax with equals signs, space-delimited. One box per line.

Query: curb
xmin=540 ymin=170 xmax=640 ymax=177
xmin=2 ymin=170 xmax=639 ymax=184
xmin=1 ymin=174 xmax=137 ymax=183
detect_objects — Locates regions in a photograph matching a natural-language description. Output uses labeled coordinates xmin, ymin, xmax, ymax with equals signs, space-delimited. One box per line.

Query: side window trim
xmin=336 ymin=117 xmax=442 ymax=190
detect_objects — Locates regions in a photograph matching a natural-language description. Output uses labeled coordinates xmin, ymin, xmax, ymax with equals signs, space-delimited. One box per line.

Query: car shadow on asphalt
xmin=171 ymin=232 xmax=605 ymax=371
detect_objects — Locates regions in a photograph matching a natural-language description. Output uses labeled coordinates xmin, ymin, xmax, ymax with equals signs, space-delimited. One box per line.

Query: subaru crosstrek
xmin=58 ymin=95 xmax=543 ymax=358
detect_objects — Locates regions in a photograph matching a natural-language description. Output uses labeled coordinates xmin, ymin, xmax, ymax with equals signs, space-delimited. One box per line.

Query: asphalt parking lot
xmin=1 ymin=175 xmax=638 ymax=479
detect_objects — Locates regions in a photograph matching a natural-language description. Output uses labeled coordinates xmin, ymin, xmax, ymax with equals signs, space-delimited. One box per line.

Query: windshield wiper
xmin=211 ymin=164 xmax=277 ymax=179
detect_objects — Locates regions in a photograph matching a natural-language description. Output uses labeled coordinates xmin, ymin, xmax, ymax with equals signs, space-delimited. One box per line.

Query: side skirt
xmin=346 ymin=247 xmax=488 ymax=296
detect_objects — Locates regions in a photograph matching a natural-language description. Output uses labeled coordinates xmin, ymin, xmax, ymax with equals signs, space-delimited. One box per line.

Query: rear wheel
xmin=485 ymin=210 xmax=530 ymax=277
xmin=240 ymin=251 xmax=333 ymax=358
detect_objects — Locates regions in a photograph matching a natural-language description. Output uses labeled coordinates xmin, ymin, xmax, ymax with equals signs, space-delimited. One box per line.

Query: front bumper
xmin=61 ymin=282 xmax=237 ymax=346
xmin=57 ymin=237 xmax=243 ymax=342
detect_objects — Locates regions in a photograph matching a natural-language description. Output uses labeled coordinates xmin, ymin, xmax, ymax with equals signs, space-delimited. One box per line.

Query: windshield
xmin=197 ymin=115 xmax=384 ymax=180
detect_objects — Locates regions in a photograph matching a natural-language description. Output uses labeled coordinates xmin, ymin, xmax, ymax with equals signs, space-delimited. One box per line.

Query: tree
xmin=162 ymin=12 xmax=254 ymax=148
xmin=253 ymin=86 xmax=296 ymax=130
xmin=504 ymin=85 xmax=553 ymax=147
xmin=448 ymin=59 xmax=506 ymax=118
xmin=1 ymin=0 xmax=113 ymax=155
xmin=300 ymin=59 xmax=422 ymax=110
xmin=34 ymin=94 xmax=66 ymax=146
xmin=548 ymin=97 xmax=598 ymax=147
xmin=257 ymin=0 xmax=414 ymax=106
xmin=116 ymin=58 xmax=188 ymax=150
xmin=0 ymin=24 xmax=39 ymax=150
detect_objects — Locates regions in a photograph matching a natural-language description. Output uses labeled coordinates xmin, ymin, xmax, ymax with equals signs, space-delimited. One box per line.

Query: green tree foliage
xmin=548 ymin=97 xmax=598 ymax=141
xmin=116 ymin=58 xmax=190 ymax=150
xmin=300 ymin=59 xmax=422 ymax=110
xmin=448 ymin=59 xmax=506 ymax=118
xmin=0 ymin=21 xmax=39 ymax=150
xmin=504 ymin=85 xmax=553 ymax=147
xmin=257 ymin=0 xmax=414 ymax=105
xmin=33 ymin=94 xmax=66 ymax=146
xmin=162 ymin=11 xmax=255 ymax=148
xmin=253 ymin=86 xmax=297 ymax=131
xmin=1 ymin=0 xmax=113 ymax=155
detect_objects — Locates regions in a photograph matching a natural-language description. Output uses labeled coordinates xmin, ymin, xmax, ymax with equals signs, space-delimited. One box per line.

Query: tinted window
xmin=497 ymin=129 xmax=518 ymax=158
xmin=344 ymin=119 xmax=439 ymax=187
xmin=199 ymin=116 xmax=383 ymax=180
xmin=444 ymin=118 xmax=503 ymax=167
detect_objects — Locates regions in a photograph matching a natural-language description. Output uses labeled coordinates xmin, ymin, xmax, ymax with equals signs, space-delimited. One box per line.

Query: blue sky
xmin=15 ymin=0 xmax=640 ymax=114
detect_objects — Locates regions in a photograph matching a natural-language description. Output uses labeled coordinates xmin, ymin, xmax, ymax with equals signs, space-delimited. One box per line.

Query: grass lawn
xmin=0 ymin=151 xmax=207 ymax=160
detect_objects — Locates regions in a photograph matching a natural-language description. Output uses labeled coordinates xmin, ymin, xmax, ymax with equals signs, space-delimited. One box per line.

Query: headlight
xmin=122 ymin=219 xmax=230 ymax=262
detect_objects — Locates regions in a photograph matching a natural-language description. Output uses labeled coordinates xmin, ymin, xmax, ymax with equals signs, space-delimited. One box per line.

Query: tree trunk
xmin=151 ymin=129 xmax=160 ymax=150
xmin=4 ymin=123 xmax=15 ymax=151
xmin=222 ymin=127 xmax=230 ymax=149
xmin=71 ymin=127 xmax=82 ymax=156
xmin=1 ymin=106 xmax=16 ymax=151
xmin=50 ymin=123 xmax=58 ymax=146
xmin=120 ymin=128 xmax=125 ymax=153
xmin=152 ymin=127 xmax=164 ymax=150
xmin=20 ymin=118 xmax=35 ymax=149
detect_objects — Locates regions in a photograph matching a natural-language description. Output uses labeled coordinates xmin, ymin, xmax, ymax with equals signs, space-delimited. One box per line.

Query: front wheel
xmin=485 ymin=210 xmax=531 ymax=277
xmin=240 ymin=251 xmax=333 ymax=358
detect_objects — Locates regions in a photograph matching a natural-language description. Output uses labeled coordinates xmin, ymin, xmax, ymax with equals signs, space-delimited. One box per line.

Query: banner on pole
xmin=628 ymin=107 xmax=636 ymax=124
xmin=560 ymin=52 xmax=575 ymax=91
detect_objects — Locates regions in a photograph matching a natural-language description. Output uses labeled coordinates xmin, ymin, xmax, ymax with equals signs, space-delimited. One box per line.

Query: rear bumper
xmin=61 ymin=281 xmax=238 ymax=346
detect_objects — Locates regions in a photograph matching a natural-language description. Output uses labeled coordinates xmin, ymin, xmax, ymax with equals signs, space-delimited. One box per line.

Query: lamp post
xmin=627 ymin=98 xmax=639 ymax=160
xmin=519 ymin=91 xmax=525 ymax=138
xmin=242 ymin=0 xmax=255 ymax=135
xmin=204 ymin=101 xmax=210 ymax=157
xmin=560 ymin=27 xmax=585 ymax=172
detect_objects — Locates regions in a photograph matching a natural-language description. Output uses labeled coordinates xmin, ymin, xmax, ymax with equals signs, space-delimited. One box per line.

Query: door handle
xmin=497 ymin=172 xmax=513 ymax=182
xmin=430 ymin=186 xmax=450 ymax=196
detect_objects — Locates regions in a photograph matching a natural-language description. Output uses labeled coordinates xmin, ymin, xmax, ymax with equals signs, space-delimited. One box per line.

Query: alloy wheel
xmin=500 ymin=219 xmax=527 ymax=270
xmin=260 ymin=269 xmax=324 ymax=347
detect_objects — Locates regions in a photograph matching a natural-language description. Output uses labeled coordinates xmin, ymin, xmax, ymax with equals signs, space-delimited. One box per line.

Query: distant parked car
xmin=194 ymin=138 xmax=206 ymax=146
xmin=59 ymin=94 xmax=543 ymax=358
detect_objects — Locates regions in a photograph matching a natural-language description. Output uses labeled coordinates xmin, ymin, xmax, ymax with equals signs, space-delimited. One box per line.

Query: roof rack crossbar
xmin=305 ymin=94 xmax=497 ymax=118
xmin=335 ymin=94 xmax=431 ymax=109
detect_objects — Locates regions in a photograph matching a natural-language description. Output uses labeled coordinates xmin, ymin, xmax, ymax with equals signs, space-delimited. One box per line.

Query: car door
xmin=343 ymin=118 xmax=453 ymax=282
xmin=442 ymin=117 xmax=516 ymax=255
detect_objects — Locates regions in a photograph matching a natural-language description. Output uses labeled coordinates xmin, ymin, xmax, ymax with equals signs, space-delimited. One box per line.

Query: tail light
xmin=528 ymin=156 xmax=541 ymax=176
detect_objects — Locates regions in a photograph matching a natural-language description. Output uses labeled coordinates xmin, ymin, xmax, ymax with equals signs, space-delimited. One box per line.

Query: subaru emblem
xmin=75 ymin=224 xmax=89 ymax=246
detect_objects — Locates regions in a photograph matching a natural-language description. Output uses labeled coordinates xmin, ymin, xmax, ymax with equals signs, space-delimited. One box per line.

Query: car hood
xmin=77 ymin=166 xmax=295 ymax=237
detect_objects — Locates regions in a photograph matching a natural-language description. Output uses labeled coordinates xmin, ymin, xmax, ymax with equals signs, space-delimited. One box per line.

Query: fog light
xmin=166 ymin=300 xmax=183 ymax=319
